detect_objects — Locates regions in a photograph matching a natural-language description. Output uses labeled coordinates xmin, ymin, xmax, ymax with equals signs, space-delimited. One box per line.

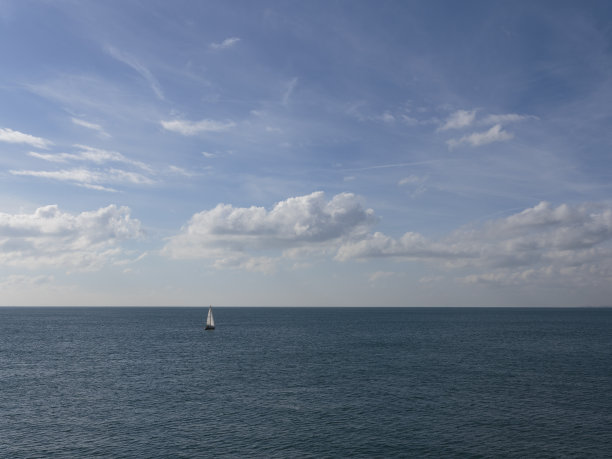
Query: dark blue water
xmin=1 ymin=307 xmax=611 ymax=457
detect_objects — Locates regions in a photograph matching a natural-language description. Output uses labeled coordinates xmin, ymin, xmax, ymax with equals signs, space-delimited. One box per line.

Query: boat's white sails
xmin=206 ymin=306 xmax=215 ymax=329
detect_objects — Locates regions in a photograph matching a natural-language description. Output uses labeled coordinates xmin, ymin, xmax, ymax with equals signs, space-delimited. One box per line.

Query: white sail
xmin=206 ymin=305 xmax=215 ymax=329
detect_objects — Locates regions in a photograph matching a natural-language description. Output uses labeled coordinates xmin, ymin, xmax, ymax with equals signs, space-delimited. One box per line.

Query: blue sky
xmin=1 ymin=0 xmax=612 ymax=306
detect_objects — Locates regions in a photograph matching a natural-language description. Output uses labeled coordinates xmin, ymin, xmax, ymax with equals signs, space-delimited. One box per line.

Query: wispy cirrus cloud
xmin=20 ymin=144 xmax=155 ymax=191
xmin=28 ymin=144 xmax=151 ymax=172
xmin=282 ymin=77 xmax=298 ymax=105
xmin=209 ymin=37 xmax=240 ymax=50
xmin=105 ymin=46 xmax=164 ymax=100
xmin=161 ymin=119 xmax=236 ymax=135
xmin=10 ymin=167 xmax=154 ymax=192
xmin=72 ymin=117 xmax=110 ymax=138
xmin=0 ymin=127 xmax=52 ymax=149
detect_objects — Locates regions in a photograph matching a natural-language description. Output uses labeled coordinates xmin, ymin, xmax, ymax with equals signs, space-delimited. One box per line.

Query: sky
xmin=1 ymin=0 xmax=612 ymax=306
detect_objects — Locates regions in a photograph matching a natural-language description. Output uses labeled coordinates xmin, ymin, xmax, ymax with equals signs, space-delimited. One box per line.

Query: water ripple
xmin=1 ymin=307 xmax=611 ymax=457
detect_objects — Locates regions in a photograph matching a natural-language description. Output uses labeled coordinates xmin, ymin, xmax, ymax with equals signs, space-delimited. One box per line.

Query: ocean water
xmin=1 ymin=307 xmax=611 ymax=458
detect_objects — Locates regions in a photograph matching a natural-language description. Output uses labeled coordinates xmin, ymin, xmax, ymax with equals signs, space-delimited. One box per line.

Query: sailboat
xmin=205 ymin=305 xmax=215 ymax=330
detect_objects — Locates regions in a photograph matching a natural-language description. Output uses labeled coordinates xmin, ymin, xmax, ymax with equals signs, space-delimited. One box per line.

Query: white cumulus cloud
xmin=162 ymin=191 xmax=376 ymax=265
xmin=0 ymin=204 xmax=142 ymax=270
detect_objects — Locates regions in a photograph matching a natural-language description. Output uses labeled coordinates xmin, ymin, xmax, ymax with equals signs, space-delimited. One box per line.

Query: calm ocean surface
xmin=1 ymin=307 xmax=611 ymax=458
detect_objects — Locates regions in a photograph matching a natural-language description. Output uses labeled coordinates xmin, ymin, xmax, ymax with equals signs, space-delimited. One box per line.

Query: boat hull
xmin=205 ymin=325 xmax=215 ymax=330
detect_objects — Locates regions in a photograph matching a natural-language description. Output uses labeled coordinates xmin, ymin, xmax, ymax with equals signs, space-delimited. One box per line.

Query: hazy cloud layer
xmin=337 ymin=201 xmax=612 ymax=287
xmin=0 ymin=204 xmax=142 ymax=270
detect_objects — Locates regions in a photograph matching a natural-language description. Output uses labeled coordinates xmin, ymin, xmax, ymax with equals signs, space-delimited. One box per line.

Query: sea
xmin=1 ymin=307 xmax=611 ymax=458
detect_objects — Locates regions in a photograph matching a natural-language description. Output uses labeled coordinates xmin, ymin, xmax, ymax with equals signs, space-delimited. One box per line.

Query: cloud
xmin=213 ymin=255 xmax=278 ymax=274
xmin=343 ymin=160 xmax=440 ymax=172
xmin=398 ymin=175 xmax=427 ymax=186
xmin=337 ymin=201 xmax=612 ymax=288
xmin=480 ymin=113 xmax=535 ymax=125
xmin=401 ymin=115 xmax=420 ymax=126
xmin=24 ymin=74 xmax=161 ymax=123
xmin=10 ymin=167 xmax=154 ymax=191
xmin=161 ymin=119 xmax=236 ymax=135
xmin=0 ymin=274 xmax=55 ymax=289
xmin=398 ymin=174 xmax=428 ymax=197
xmin=74 ymin=145 xmax=151 ymax=171
xmin=282 ymin=77 xmax=298 ymax=105
xmin=167 ymin=165 xmax=196 ymax=177
xmin=0 ymin=127 xmax=52 ymax=149
xmin=438 ymin=109 xmax=477 ymax=131
xmin=379 ymin=111 xmax=395 ymax=123
xmin=368 ymin=271 xmax=395 ymax=282
xmin=209 ymin=37 xmax=240 ymax=50
xmin=22 ymin=144 xmax=154 ymax=191
xmin=0 ymin=204 xmax=142 ymax=270
xmin=336 ymin=231 xmax=468 ymax=262
xmin=162 ymin=192 xmax=612 ymax=288
xmin=71 ymin=118 xmax=110 ymax=138
xmin=29 ymin=145 xmax=150 ymax=171
xmin=447 ymin=124 xmax=513 ymax=149
xmin=105 ymin=46 xmax=164 ymax=100
xmin=28 ymin=152 xmax=70 ymax=163
xmin=162 ymin=191 xmax=376 ymax=264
